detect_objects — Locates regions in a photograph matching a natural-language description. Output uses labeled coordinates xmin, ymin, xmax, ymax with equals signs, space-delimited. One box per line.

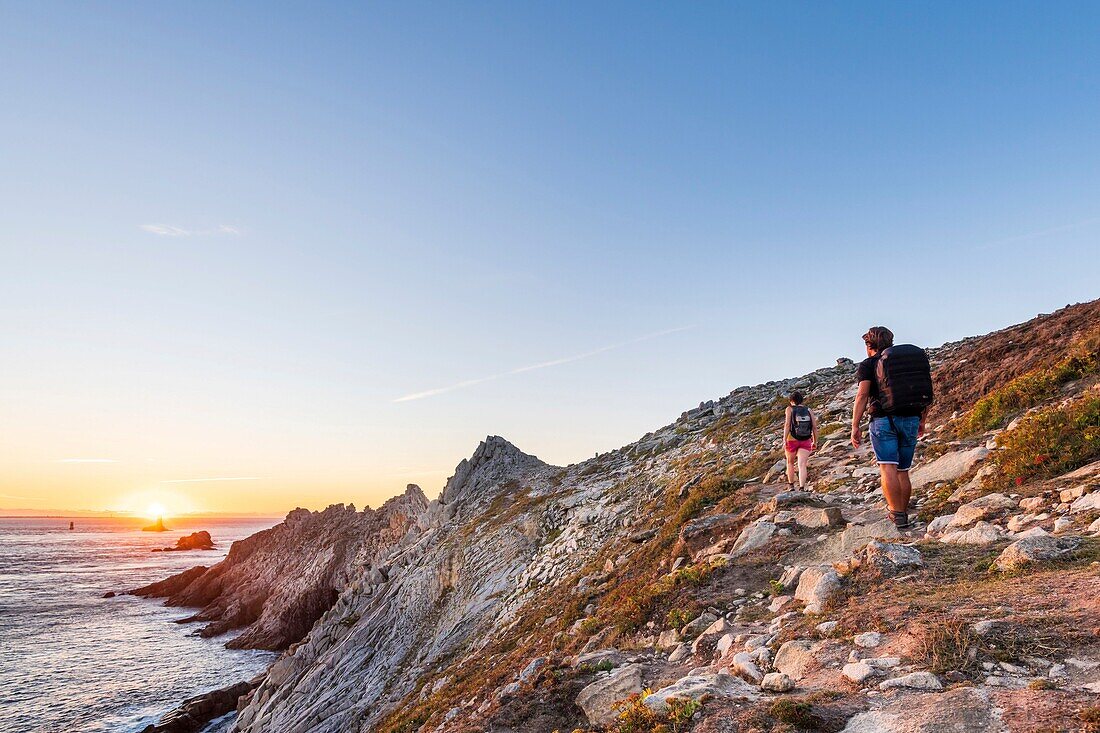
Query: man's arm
xmin=851 ymin=381 xmax=872 ymax=447
xmin=782 ymin=406 xmax=792 ymax=448
xmin=811 ymin=410 xmax=819 ymax=448
xmin=918 ymin=405 xmax=931 ymax=438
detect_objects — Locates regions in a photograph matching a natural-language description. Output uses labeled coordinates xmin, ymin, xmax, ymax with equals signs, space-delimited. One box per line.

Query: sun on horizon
xmin=145 ymin=502 xmax=168 ymax=521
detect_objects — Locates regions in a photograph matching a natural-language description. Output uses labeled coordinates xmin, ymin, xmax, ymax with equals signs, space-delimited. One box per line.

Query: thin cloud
xmin=161 ymin=477 xmax=262 ymax=484
xmin=394 ymin=326 xmax=696 ymax=403
xmin=56 ymin=458 xmax=118 ymax=463
xmin=139 ymin=224 xmax=242 ymax=237
xmin=0 ymin=492 xmax=38 ymax=500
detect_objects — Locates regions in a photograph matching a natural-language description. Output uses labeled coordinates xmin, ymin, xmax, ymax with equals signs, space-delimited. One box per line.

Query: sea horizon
xmin=0 ymin=515 xmax=280 ymax=733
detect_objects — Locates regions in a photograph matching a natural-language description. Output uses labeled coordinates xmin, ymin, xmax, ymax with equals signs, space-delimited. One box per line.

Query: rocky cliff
xmin=132 ymin=486 xmax=428 ymax=650
xmin=143 ymin=299 xmax=1100 ymax=733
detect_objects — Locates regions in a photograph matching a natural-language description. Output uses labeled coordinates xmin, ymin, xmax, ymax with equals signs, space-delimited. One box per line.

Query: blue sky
xmin=2 ymin=2 xmax=1098 ymax=513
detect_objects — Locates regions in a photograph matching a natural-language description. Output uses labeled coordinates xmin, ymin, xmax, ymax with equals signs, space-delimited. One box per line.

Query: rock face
xmin=232 ymin=437 xmax=601 ymax=733
xmin=131 ymin=487 xmax=427 ymax=650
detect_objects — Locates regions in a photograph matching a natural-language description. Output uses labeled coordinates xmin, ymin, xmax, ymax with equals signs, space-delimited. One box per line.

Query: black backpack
xmin=874 ymin=344 xmax=934 ymax=414
xmin=790 ymin=405 xmax=813 ymax=439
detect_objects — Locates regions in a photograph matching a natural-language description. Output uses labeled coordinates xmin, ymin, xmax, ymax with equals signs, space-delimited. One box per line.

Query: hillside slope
xmin=141 ymin=300 xmax=1100 ymax=733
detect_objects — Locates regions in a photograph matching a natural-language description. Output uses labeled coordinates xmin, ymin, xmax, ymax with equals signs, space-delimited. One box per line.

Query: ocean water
xmin=0 ymin=516 xmax=280 ymax=733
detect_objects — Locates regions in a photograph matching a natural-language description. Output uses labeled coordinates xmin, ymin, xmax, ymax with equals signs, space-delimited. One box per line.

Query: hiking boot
xmin=889 ymin=510 xmax=912 ymax=530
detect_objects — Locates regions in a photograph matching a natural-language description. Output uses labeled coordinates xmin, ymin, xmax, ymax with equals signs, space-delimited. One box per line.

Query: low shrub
xmin=986 ymin=393 xmax=1100 ymax=488
xmin=917 ymin=614 xmax=979 ymax=674
xmin=769 ymin=698 xmax=817 ymax=728
xmin=959 ymin=326 xmax=1100 ymax=435
xmin=612 ymin=692 xmax=664 ymax=733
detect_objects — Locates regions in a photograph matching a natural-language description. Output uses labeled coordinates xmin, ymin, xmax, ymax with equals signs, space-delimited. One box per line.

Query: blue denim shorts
xmin=869 ymin=416 xmax=920 ymax=471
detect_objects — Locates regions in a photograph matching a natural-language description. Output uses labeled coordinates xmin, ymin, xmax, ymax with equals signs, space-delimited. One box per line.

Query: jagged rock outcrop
xmin=131 ymin=487 xmax=427 ymax=650
xmin=134 ymin=299 xmax=1100 ymax=733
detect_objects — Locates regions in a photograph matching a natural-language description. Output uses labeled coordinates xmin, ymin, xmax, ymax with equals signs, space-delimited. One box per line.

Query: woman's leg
xmin=785 ymin=450 xmax=796 ymax=486
xmin=797 ymin=448 xmax=811 ymax=488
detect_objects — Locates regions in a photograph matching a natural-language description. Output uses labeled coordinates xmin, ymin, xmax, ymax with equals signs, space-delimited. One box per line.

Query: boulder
xmin=773 ymin=640 xmax=819 ymax=681
xmin=793 ymin=506 xmax=845 ymax=529
xmin=843 ymin=662 xmax=875 ymax=683
xmin=730 ymin=521 xmax=777 ymax=558
xmin=656 ymin=629 xmax=681 ymax=651
xmin=992 ymin=535 xmax=1082 ymax=571
xmin=878 ymin=671 xmax=943 ymax=691
xmin=794 ymin=566 xmax=841 ymax=614
xmin=854 ymin=632 xmax=883 ymax=648
xmin=840 ymin=687 xmax=999 ymax=731
xmin=760 ymin=672 xmax=794 ymax=692
xmin=518 ymin=657 xmax=547 ymax=684
xmin=1070 ymin=492 xmax=1100 ymax=513
xmin=730 ymin=651 xmax=763 ymax=682
xmin=760 ymin=491 xmax=823 ymax=514
xmin=572 ymin=649 xmax=625 ymax=669
xmin=1018 ymin=496 xmax=1046 ymax=512
xmin=840 ymin=519 xmax=901 ymax=553
xmin=643 ymin=673 xmax=759 ymax=713
xmin=667 ymin=643 xmax=691 ymax=663
xmin=925 ymin=514 xmax=955 ymax=536
xmin=948 ymin=493 xmax=1015 ymax=528
xmin=861 ymin=540 xmax=924 ymax=576
xmin=910 ymin=447 xmax=989 ymax=490
xmin=1059 ymin=485 xmax=1090 ymax=502
xmin=680 ymin=612 xmax=719 ymax=639
xmin=940 ymin=521 xmax=1006 ymax=545
xmin=575 ymin=663 xmax=643 ymax=726
xmin=676 ymin=514 xmax=741 ymax=559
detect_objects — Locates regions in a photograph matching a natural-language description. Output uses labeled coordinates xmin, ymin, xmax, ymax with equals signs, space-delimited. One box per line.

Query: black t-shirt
xmin=856 ymin=355 xmax=884 ymax=417
xmin=856 ymin=353 xmax=924 ymax=417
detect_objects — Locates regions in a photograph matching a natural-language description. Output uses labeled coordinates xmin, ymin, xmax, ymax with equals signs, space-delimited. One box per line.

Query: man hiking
xmin=850 ymin=326 xmax=934 ymax=529
xmin=783 ymin=391 xmax=817 ymax=490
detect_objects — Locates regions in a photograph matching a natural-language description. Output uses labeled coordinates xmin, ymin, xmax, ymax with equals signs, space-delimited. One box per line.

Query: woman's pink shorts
xmin=785 ymin=439 xmax=813 ymax=453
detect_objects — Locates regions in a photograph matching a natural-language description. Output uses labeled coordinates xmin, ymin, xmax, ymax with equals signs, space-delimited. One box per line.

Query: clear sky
xmin=2 ymin=2 xmax=1098 ymax=516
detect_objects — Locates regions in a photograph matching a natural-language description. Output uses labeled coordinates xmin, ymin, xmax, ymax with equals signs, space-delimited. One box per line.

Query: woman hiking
xmin=783 ymin=391 xmax=818 ymax=490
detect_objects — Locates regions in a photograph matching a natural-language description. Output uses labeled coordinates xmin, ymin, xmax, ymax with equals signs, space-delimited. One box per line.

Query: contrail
xmin=161 ymin=477 xmax=262 ymax=484
xmin=394 ymin=326 xmax=696 ymax=403
xmin=978 ymin=216 xmax=1100 ymax=250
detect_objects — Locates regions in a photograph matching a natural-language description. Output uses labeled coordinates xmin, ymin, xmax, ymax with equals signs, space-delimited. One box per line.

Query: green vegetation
xmin=1081 ymin=706 xmax=1100 ymax=732
xmin=612 ymin=692 xmax=664 ymax=733
xmin=768 ymin=698 xmax=818 ymax=728
xmin=610 ymin=559 xmax=723 ymax=633
xmin=610 ymin=693 xmax=699 ymax=733
xmin=665 ymin=608 xmax=695 ymax=630
xmin=986 ymin=393 xmax=1100 ymax=489
xmin=666 ymin=697 xmax=701 ymax=732
xmin=959 ymin=326 xmax=1100 ymax=435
